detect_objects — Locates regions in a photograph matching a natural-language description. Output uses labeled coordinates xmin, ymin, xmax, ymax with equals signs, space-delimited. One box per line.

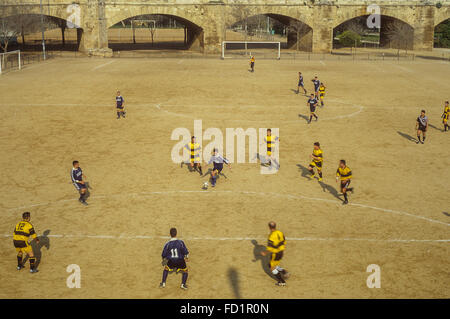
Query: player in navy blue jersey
xmin=311 ymin=76 xmax=321 ymax=99
xmin=160 ymin=228 xmax=189 ymax=290
xmin=307 ymin=94 xmax=319 ymax=123
xmin=71 ymin=160 xmax=88 ymax=206
xmin=297 ymin=72 xmax=307 ymax=95
xmin=115 ymin=91 xmax=125 ymax=119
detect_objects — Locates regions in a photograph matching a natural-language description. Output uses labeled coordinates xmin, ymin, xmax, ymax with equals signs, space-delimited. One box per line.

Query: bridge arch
xmin=227 ymin=12 xmax=313 ymax=51
xmin=333 ymin=14 xmax=414 ymax=50
xmin=0 ymin=13 xmax=83 ymax=51
xmin=106 ymin=7 xmax=206 ymax=51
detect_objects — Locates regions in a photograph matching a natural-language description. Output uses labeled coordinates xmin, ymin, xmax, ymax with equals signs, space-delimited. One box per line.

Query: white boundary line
xmin=0 ymin=99 xmax=364 ymax=122
xmin=92 ymin=60 xmax=115 ymax=71
xmin=6 ymin=190 xmax=449 ymax=227
xmin=1 ymin=233 xmax=448 ymax=243
xmin=149 ymin=100 xmax=364 ymax=123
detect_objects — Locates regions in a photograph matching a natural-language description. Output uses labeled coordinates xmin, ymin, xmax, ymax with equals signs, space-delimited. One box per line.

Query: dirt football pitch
xmin=0 ymin=55 xmax=449 ymax=298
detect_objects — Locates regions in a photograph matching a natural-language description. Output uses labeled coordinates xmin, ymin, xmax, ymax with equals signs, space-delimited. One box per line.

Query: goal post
xmin=221 ymin=41 xmax=281 ymax=60
xmin=0 ymin=50 xmax=21 ymax=74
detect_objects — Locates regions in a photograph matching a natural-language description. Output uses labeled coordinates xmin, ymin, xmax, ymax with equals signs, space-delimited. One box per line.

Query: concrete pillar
xmin=413 ymin=6 xmax=435 ymax=51
xmin=312 ymin=25 xmax=332 ymax=53
xmin=79 ymin=0 xmax=112 ymax=56
xmin=312 ymin=5 xmax=334 ymax=53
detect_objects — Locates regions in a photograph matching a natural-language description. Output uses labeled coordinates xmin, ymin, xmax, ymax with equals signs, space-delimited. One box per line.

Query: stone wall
xmin=1 ymin=0 xmax=450 ymax=55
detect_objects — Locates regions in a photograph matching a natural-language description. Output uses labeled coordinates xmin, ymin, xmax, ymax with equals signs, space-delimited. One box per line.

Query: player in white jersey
xmin=416 ymin=110 xmax=428 ymax=144
xmin=206 ymin=148 xmax=231 ymax=187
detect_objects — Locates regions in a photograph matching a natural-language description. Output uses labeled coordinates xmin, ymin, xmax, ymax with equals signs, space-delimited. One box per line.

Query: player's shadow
xmin=23 ymin=229 xmax=51 ymax=269
xmin=251 ymin=240 xmax=275 ymax=280
xmin=227 ymin=267 xmax=242 ymax=299
xmin=254 ymin=153 xmax=270 ymax=167
xmin=397 ymin=131 xmax=417 ymax=143
xmin=84 ymin=182 xmax=92 ymax=200
xmin=443 ymin=212 xmax=450 ymax=217
xmin=296 ymin=164 xmax=312 ymax=180
xmin=318 ymin=181 xmax=343 ymax=202
xmin=181 ymin=162 xmax=202 ymax=175
xmin=298 ymin=114 xmax=309 ymax=123
xmin=429 ymin=124 xmax=444 ymax=132
xmin=290 ymin=89 xmax=299 ymax=94
xmin=201 ymin=168 xmax=228 ymax=179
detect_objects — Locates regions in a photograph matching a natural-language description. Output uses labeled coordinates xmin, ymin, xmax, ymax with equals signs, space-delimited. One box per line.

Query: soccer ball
xmin=202 ymin=182 xmax=209 ymax=190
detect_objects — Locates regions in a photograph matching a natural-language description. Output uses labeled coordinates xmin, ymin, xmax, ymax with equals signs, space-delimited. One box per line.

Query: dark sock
xmin=182 ymin=272 xmax=188 ymax=285
xmin=275 ymin=273 xmax=285 ymax=283
xmin=319 ymin=172 xmax=323 ymax=178
xmin=417 ymin=136 xmax=421 ymax=142
xmin=423 ymin=136 xmax=426 ymax=142
xmin=162 ymin=269 xmax=169 ymax=283
xmin=344 ymin=193 xmax=348 ymax=201
xmin=117 ymin=112 xmax=120 ymax=118
xmin=309 ymin=116 xmax=312 ymax=122
xmin=198 ymin=166 xmax=203 ymax=175
xmin=314 ymin=114 xmax=318 ymax=119
xmin=29 ymin=257 xmax=36 ymax=270
xmin=17 ymin=255 xmax=23 ymax=267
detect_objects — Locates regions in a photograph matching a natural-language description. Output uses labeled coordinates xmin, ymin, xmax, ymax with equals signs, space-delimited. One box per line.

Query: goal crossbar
xmin=221 ymin=41 xmax=281 ymax=60
xmin=0 ymin=50 xmax=21 ymax=74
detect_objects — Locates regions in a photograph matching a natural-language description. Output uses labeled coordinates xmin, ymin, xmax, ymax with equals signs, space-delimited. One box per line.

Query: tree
xmin=435 ymin=19 xmax=450 ymax=48
xmin=384 ymin=21 xmax=414 ymax=53
xmin=337 ymin=30 xmax=362 ymax=47
xmin=230 ymin=5 xmax=253 ymax=41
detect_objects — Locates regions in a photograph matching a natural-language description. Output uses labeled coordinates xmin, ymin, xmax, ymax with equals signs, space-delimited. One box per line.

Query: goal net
xmin=221 ymin=41 xmax=281 ymax=60
xmin=131 ymin=19 xmax=156 ymax=44
xmin=0 ymin=50 xmax=21 ymax=74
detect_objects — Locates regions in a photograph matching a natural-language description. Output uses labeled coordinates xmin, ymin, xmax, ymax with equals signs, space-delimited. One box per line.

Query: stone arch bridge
xmin=1 ymin=0 xmax=450 ymax=55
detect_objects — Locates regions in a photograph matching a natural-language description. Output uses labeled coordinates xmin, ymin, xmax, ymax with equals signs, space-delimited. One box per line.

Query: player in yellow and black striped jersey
xmin=308 ymin=142 xmax=323 ymax=181
xmin=13 ymin=212 xmax=39 ymax=273
xmin=336 ymin=160 xmax=354 ymax=205
xmin=261 ymin=222 xmax=290 ymax=286
xmin=318 ymin=83 xmax=326 ymax=106
xmin=441 ymin=101 xmax=449 ymax=132
xmin=263 ymin=129 xmax=280 ymax=168
xmin=183 ymin=136 xmax=203 ymax=175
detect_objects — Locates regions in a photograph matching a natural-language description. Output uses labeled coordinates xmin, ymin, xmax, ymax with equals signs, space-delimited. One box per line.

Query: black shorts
xmin=116 ymin=106 xmax=124 ymax=110
xmin=250 ymin=62 xmax=254 ymax=67
xmin=418 ymin=125 xmax=427 ymax=132
xmin=167 ymin=259 xmax=187 ymax=271
xmin=213 ymin=163 xmax=224 ymax=173
xmin=273 ymin=251 xmax=283 ymax=261
xmin=73 ymin=182 xmax=87 ymax=191
xmin=341 ymin=179 xmax=351 ymax=189
xmin=13 ymin=240 xmax=28 ymax=248
xmin=310 ymin=106 xmax=316 ymax=113
xmin=298 ymin=82 xmax=304 ymax=87
xmin=310 ymin=161 xmax=322 ymax=168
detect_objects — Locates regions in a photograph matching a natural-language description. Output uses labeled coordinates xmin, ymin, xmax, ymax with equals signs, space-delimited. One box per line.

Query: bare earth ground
xmin=0 ymin=56 xmax=449 ymax=299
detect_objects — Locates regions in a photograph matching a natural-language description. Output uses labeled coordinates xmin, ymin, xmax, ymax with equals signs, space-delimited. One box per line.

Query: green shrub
xmin=337 ymin=30 xmax=361 ymax=47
